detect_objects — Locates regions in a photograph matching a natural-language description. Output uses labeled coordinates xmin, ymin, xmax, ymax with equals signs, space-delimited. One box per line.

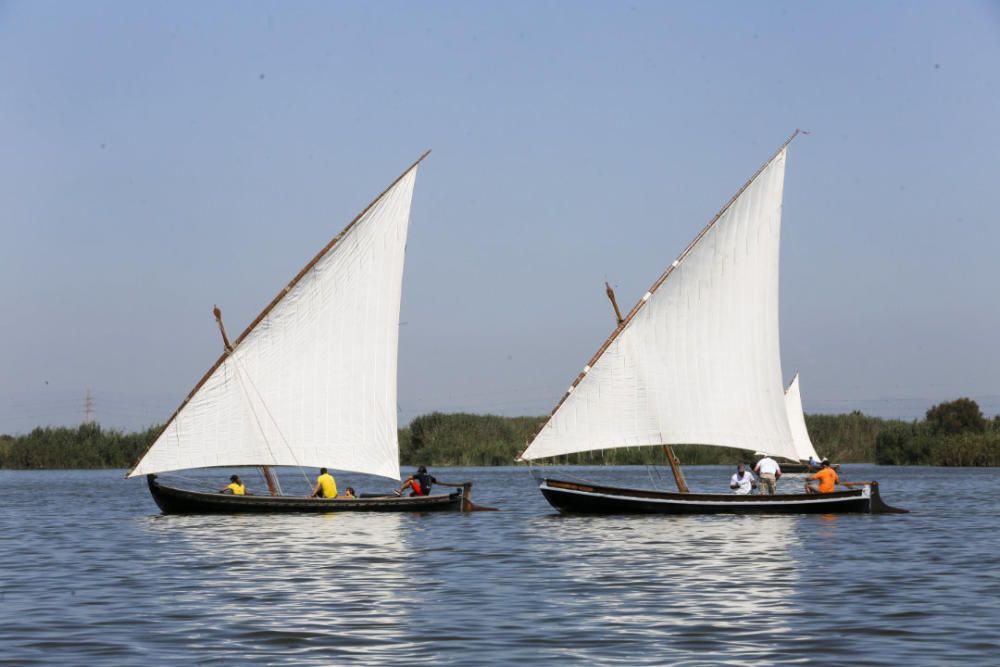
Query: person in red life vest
xmin=395 ymin=465 xmax=437 ymax=496
xmin=393 ymin=466 xmax=467 ymax=497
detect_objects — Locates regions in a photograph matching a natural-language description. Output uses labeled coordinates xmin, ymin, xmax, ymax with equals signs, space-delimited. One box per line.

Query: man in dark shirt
xmin=395 ymin=465 xmax=437 ymax=496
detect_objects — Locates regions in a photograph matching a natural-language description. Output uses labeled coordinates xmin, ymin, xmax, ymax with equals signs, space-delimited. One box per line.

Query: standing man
xmin=754 ymin=456 xmax=782 ymax=495
xmin=311 ymin=467 xmax=338 ymax=498
xmin=729 ymin=463 xmax=757 ymax=495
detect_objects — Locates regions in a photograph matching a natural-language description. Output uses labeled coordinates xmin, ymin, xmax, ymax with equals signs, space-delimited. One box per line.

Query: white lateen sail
xmin=128 ymin=158 xmax=425 ymax=481
xmin=520 ymin=145 xmax=798 ymax=462
xmin=784 ymin=373 xmax=821 ymax=463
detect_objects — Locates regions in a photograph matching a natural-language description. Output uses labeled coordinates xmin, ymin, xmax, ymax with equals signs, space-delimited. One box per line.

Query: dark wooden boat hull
xmin=539 ymin=478 xmax=907 ymax=515
xmin=147 ymin=475 xmax=465 ymax=514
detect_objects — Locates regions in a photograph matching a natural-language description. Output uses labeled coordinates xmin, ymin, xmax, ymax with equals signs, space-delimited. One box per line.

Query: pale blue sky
xmin=1 ymin=1 xmax=998 ymax=433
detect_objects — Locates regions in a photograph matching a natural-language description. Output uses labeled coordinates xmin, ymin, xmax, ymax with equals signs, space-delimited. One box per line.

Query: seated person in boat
xmin=729 ymin=463 xmax=757 ymax=495
xmin=311 ymin=468 xmax=339 ymax=498
xmin=808 ymin=455 xmax=819 ymax=467
xmin=395 ymin=465 xmax=437 ymax=496
xmin=804 ymin=460 xmax=840 ymax=494
xmin=395 ymin=466 xmax=466 ymax=497
xmin=343 ymin=487 xmax=356 ymax=499
xmin=753 ymin=456 xmax=782 ymax=495
xmin=221 ymin=474 xmax=246 ymax=495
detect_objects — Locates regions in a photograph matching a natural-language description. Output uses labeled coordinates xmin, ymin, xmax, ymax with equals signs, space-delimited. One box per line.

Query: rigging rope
xmin=230 ymin=354 xmax=313 ymax=493
xmin=525 ymin=459 xmax=545 ymax=483
xmin=522 ymin=459 xmax=600 ymax=484
xmin=653 ymin=463 xmax=666 ymax=487
xmin=157 ymin=472 xmax=221 ymax=492
xmin=160 ymin=468 xmax=281 ymax=494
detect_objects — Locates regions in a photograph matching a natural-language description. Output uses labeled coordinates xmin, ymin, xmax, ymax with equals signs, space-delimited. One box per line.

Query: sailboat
xmin=127 ymin=152 xmax=477 ymax=513
xmin=518 ymin=132 xmax=905 ymax=514
xmin=767 ymin=373 xmax=836 ymax=473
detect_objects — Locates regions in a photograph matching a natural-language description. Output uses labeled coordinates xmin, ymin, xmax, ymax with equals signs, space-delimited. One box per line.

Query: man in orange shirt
xmin=804 ymin=459 xmax=841 ymax=494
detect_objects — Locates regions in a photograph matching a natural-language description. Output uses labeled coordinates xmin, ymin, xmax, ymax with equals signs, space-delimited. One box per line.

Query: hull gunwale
xmin=147 ymin=475 xmax=463 ymax=514
xmin=539 ymin=477 xmax=905 ymax=515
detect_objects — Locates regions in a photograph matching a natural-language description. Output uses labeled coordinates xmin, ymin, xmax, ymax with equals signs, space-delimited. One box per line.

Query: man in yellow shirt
xmin=805 ymin=460 xmax=840 ymax=494
xmin=221 ymin=475 xmax=246 ymax=495
xmin=311 ymin=468 xmax=338 ymax=498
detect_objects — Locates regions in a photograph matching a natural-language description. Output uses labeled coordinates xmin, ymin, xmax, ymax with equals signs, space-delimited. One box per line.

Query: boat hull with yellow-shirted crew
xmin=146 ymin=468 xmax=472 ymax=514
xmin=128 ymin=154 xmax=490 ymax=514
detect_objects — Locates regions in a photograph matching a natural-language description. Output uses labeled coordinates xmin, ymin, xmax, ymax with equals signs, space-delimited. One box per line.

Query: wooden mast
xmin=518 ymin=130 xmax=800 ymax=462
xmin=662 ymin=444 xmax=689 ymax=493
xmin=604 ymin=282 xmax=624 ymax=326
xmin=127 ymin=151 xmax=431 ymax=478
xmin=214 ymin=306 xmax=280 ymax=497
xmin=259 ymin=466 xmax=279 ymax=497
xmin=212 ymin=305 xmax=232 ymax=350
xmin=605 ymin=283 xmax=686 ymax=492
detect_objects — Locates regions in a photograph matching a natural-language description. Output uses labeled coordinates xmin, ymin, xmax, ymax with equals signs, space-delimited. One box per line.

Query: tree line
xmin=873 ymin=398 xmax=1000 ymax=466
xmin=2 ymin=398 xmax=998 ymax=469
xmin=398 ymin=398 xmax=999 ymax=466
xmin=0 ymin=423 xmax=160 ymax=470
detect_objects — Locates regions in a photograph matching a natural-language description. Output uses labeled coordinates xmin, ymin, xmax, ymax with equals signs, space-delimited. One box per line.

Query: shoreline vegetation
xmin=2 ymin=399 xmax=998 ymax=470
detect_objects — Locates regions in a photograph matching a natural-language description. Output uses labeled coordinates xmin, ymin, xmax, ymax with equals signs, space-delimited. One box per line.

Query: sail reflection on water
xmin=138 ymin=512 xmax=437 ymax=657
xmin=525 ymin=512 xmax=805 ymax=645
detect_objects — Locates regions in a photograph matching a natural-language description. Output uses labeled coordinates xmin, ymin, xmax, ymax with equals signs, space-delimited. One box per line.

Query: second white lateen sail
xmin=520 ymin=145 xmax=798 ymax=462
xmin=784 ymin=373 xmax=821 ymax=463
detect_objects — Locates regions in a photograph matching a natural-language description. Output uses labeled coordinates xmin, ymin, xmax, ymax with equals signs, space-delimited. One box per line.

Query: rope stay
xmin=230 ymin=354 xmax=313 ymax=494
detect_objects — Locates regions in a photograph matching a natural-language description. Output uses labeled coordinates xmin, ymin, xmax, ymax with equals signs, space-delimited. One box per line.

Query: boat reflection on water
xmin=522 ymin=512 xmax=806 ymax=658
xmin=138 ymin=511 xmax=439 ymax=660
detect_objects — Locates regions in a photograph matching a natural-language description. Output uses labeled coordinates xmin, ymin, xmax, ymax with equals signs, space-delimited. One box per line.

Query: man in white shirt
xmin=753 ymin=456 xmax=782 ymax=495
xmin=729 ymin=463 xmax=757 ymax=495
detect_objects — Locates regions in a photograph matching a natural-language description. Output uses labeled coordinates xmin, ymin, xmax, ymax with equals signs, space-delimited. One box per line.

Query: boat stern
xmin=867 ymin=481 xmax=909 ymax=514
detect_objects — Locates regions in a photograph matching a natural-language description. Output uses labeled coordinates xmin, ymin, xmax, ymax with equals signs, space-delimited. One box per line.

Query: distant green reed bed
xmin=0 ymin=423 xmax=160 ymax=470
xmin=2 ymin=399 xmax=998 ymax=469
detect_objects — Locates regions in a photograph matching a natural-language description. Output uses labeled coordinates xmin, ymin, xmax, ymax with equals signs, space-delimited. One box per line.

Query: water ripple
xmin=2 ymin=466 xmax=999 ymax=665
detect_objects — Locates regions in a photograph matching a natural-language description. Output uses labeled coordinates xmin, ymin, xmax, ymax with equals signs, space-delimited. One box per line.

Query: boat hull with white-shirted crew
xmin=518 ymin=132 xmax=906 ymax=515
xmin=537 ymin=478 xmax=901 ymax=515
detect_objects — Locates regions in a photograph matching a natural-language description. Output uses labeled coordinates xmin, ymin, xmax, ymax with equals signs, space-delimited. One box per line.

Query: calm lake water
xmin=1 ymin=465 xmax=998 ymax=665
